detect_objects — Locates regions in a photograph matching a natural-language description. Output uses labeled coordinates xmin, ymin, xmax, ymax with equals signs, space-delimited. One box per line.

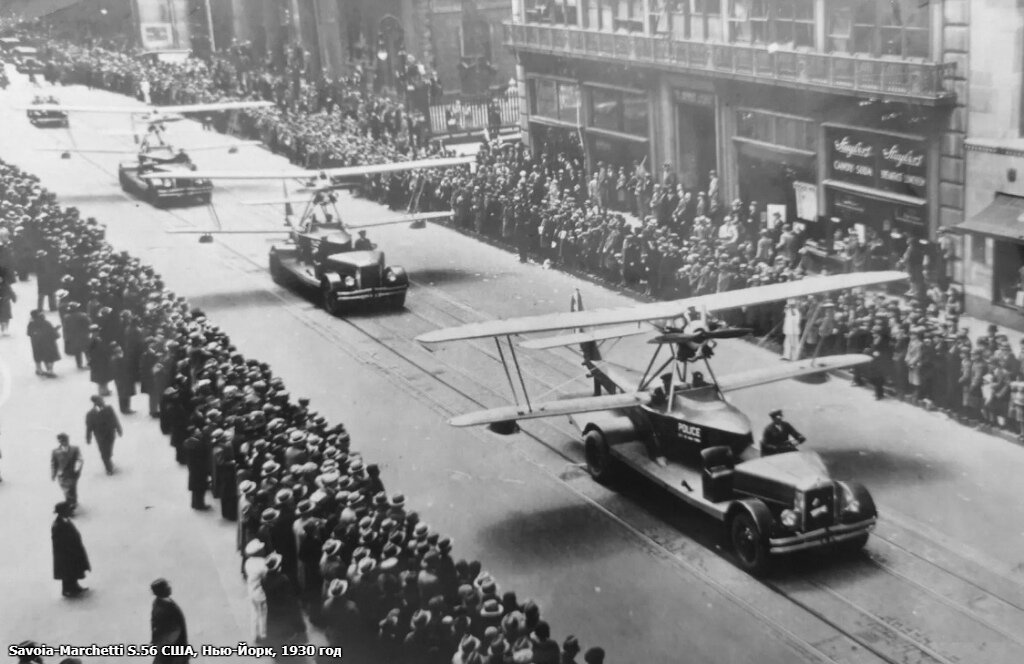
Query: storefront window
xmin=828 ymin=0 xmax=930 ymax=58
xmin=590 ymin=87 xmax=622 ymax=131
xmin=993 ymin=241 xmax=1024 ymax=307
xmin=588 ymin=87 xmax=648 ymax=136
xmin=558 ymin=82 xmax=581 ymax=123
xmin=729 ymin=0 xmax=813 ymax=47
xmin=735 ymin=109 xmax=814 ymax=152
xmin=532 ymin=79 xmax=558 ymax=118
xmin=530 ymin=78 xmax=581 ymax=123
xmin=622 ymin=94 xmax=649 ymax=136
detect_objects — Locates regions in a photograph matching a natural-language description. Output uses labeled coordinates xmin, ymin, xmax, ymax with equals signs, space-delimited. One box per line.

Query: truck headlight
xmin=840 ymin=483 xmax=860 ymax=513
xmin=780 ymin=509 xmax=798 ymax=529
xmin=343 ymin=276 xmax=356 ymax=288
xmin=385 ymin=269 xmax=397 ymax=283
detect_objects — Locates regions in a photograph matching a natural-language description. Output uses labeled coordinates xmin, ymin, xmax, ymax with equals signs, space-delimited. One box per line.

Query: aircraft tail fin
xmin=571 ymin=289 xmax=602 ymax=363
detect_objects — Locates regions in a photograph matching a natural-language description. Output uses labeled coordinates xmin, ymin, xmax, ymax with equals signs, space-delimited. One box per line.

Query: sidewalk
xmin=0 ymin=277 xmax=267 ymax=664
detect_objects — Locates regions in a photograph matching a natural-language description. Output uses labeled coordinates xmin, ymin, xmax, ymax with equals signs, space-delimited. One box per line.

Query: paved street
xmin=2 ymin=75 xmax=1024 ymax=664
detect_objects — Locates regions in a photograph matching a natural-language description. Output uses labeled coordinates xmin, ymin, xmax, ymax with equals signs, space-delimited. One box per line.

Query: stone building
xmin=505 ymin=0 xmax=966 ymax=268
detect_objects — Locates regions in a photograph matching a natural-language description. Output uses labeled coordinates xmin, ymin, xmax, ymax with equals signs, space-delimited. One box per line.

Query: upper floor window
xmin=661 ymin=0 xmax=723 ymax=42
xmin=524 ymin=0 xmax=579 ymax=26
xmin=735 ymin=108 xmax=816 ymax=152
xmin=729 ymin=0 xmax=814 ymax=48
xmin=828 ymin=0 xmax=930 ymax=58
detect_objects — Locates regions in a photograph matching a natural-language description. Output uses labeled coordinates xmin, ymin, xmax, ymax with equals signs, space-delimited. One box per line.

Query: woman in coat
xmin=26 ymin=309 xmax=61 ymax=377
xmin=52 ymin=501 xmax=90 ymax=597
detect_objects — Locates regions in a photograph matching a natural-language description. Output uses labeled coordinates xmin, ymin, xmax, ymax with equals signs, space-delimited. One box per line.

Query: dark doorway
xmin=676 ymin=103 xmax=716 ymax=192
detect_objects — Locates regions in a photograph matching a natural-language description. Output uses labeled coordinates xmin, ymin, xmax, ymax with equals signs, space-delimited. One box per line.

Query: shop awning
xmin=953 ymin=194 xmax=1024 ymax=241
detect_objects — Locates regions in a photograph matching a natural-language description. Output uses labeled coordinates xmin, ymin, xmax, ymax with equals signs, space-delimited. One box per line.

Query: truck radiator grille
xmin=804 ymin=486 xmax=835 ymax=531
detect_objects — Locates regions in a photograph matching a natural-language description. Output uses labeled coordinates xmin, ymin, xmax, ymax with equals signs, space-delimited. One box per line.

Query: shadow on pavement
xmin=818 ymin=447 xmax=953 ymax=485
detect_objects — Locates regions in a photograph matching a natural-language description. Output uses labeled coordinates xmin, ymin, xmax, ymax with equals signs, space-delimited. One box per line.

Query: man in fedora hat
xmin=263 ymin=553 xmax=306 ymax=647
xmin=51 ymin=433 xmax=83 ymax=511
xmin=85 ymin=395 xmax=121 ymax=475
xmin=52 ymin=501 xmax=90 ymax=597
xmin=321 ymin=579 xmax=362 ymax=655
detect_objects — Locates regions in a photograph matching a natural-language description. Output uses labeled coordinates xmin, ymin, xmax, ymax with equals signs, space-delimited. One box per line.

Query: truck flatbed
xmin=610 ymin=441 xmax=730 ymax=520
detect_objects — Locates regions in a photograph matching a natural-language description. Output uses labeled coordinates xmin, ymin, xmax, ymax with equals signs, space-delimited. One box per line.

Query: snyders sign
xmin=826 ymin=127 xmax=927 ymax=198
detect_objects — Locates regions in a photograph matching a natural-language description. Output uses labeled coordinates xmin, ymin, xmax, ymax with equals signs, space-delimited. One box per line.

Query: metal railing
xmin=504 ymin=22 xmax=956 ymax=103
xmin=428 ymin=95 xmax=519 ymax=135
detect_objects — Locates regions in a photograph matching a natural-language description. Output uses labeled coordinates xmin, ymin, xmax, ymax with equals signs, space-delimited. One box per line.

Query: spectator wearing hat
xmin=561 ymin=636 xmax=581 ymax=664
xmin=109 ymin=343 xmax=136 ymax=414
xmin=85 ymin=394 xmax=122 ymax=475
xmin=183 ymin=434 xmax=212 ymax=510
xmin=150 ymin=578 xmax=190 ymax=663
xmin=243 ymin=539 xmax=269 ymax=642
xmin=27 ymin=309 xmax=61 ymax=377
xmin=532 ymin=621 xmax=560 ymax=664
xmin=52 ymin=501 xmax=90 ymax=598
xmin=264 ymin=552 xmax=307 ymax=648
xmin=321 ymin=578 xmax=364 ymax=655
xmin=583 ymin=647 xmax=605 ymax=664
xmin=60 ymin=301 xmax=91 ymax=368
xmin=0 ymin=271 xmax=17 ymax=335
xmin=87 ymin=324 xmax=113 ymax=395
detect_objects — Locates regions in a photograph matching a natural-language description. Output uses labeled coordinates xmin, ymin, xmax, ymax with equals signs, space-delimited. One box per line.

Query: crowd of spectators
xmin=26 ymin=36 xmax=1024 ymax=439
xmin=0 ymin=154 xmax=608 ymax=662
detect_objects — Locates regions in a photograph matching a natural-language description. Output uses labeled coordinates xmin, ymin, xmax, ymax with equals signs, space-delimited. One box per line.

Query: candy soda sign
xmin=827 ymin=127 xmax=927 ymax=198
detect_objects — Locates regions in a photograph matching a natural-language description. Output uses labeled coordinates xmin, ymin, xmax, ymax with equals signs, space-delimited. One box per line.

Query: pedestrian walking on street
xmin=150 ymin=578 xmax=191 ymax=663
xmin=26 ymin=309 xmax=61 ymax=377
xmin=85 ymin=395 xmax=122 ymax=475
xmin=0 ymin=271 xmax=16 ymax=335
xmin=51 ymin=501 xmax=90 ymax=598
xmin=51 ymin=433 xmax=83 ymax=510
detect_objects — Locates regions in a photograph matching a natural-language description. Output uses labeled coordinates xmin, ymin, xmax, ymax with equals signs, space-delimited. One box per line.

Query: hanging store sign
xmin=826 ymin=127 xmax=927 ymax=199
xmin=673 ymin=88 xmax=715 ymax=107
xmin=139 ymin=23 xmax=174 ymax=50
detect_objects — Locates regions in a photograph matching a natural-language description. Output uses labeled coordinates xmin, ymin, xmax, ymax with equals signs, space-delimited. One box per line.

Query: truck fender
xmin=320 ymin=272 xmax=342 ymax=292
xmin=576 ymin=412 xmax=639 ymax=446
xmin=726 ymin=498 xmax=773 ymax=539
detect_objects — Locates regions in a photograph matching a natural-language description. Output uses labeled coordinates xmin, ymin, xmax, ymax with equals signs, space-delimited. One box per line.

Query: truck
xmin=118 ymin=161 xmax=213 ymax=207
xmin=268 ymin=228 xmax=409 ymax=314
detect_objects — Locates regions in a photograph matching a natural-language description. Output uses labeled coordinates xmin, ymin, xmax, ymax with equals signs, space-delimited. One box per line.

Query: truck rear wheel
xmin=584 ymin=430 xmax=616 ymax=484
xmin=730 ymin=511 xmax=769 ymax=575
xmin=269 ymin=251 xmax=287 ymax=286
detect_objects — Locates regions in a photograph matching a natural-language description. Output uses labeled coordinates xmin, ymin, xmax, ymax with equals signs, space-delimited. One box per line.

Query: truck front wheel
xmin=584 ymin=430 xmax=616 ymax=484
xmin=323 ymin=286 xmax=341 ymax=316
xmin=730 ymin=511 xmax=769 ymax=575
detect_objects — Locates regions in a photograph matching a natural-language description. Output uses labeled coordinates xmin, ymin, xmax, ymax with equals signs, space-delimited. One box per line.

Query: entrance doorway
xmin=676 ymin=103 xmax=716 ymax=192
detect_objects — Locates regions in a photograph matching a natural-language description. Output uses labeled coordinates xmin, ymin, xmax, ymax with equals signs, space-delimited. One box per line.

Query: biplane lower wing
xmin=23 ymin=101 xmax=274 ymax=114
xmin=520 ymin=323 xmax=656 ymax=350
xmin=417 ymin=271 xmax=907 ymax=344
xmin=166 ymin=228 xmax=288 ymax=234
xmin=716 ymin=354 xmax=872 ymax=393
xmin=142 ymin=155 xmax=477 ymax=181
xmin=347 ymin=211 xmax=452 ymax=229
xmin=450 ymin=391 xmax=654 ymax=427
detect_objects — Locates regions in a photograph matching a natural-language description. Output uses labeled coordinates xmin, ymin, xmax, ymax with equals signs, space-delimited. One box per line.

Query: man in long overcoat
xmin=150 ymin=578 xmax=190 ymax=663
xmin=184 ymin=435 xmax=211 ymax=510
xmin=61 ymin=301 xmax=91 ymax=368
xmin=52 ymin=501 xmax=90 ymax=597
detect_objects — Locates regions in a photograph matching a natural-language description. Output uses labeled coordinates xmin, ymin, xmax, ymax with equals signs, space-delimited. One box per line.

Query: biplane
xmin=416 ymin=271 xmax=906 ymax=572
xmin=168 ymin=180 xmax=453 ymax=314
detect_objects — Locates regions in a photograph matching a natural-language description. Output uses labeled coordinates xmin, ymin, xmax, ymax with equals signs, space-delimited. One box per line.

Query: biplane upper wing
xmin=346 ymin=211 xmax=452 ymax=230
xmin=417 ymin=271 xmax=906 ymax=344
xmin=519 ymin=323 xmax=656 ymax=350
xmin=715 ymin=354 xmax=872 ymax=393
xmin=139 ymin=155 xmax=477 ymax=181
xmin=37 ymin=141 xmax=260 ymax=155
xmin=449 ymin=392 xmax=654 ymax=427
xmin=24 ymin=100 xmax=274 ymax=114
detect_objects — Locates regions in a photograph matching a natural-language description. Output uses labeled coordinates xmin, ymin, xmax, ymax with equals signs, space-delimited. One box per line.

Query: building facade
xmin=506 ymin=0 xmax=965 ymax=254
xmin=221 ymin=0 xmax=515 ymax=95
xmin=954 ymin=1 xmax=1024 ymax=329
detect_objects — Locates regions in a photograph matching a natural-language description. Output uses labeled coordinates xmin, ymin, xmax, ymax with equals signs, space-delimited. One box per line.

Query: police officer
xmin=760 ymin=409 xmax=805 ymax=456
